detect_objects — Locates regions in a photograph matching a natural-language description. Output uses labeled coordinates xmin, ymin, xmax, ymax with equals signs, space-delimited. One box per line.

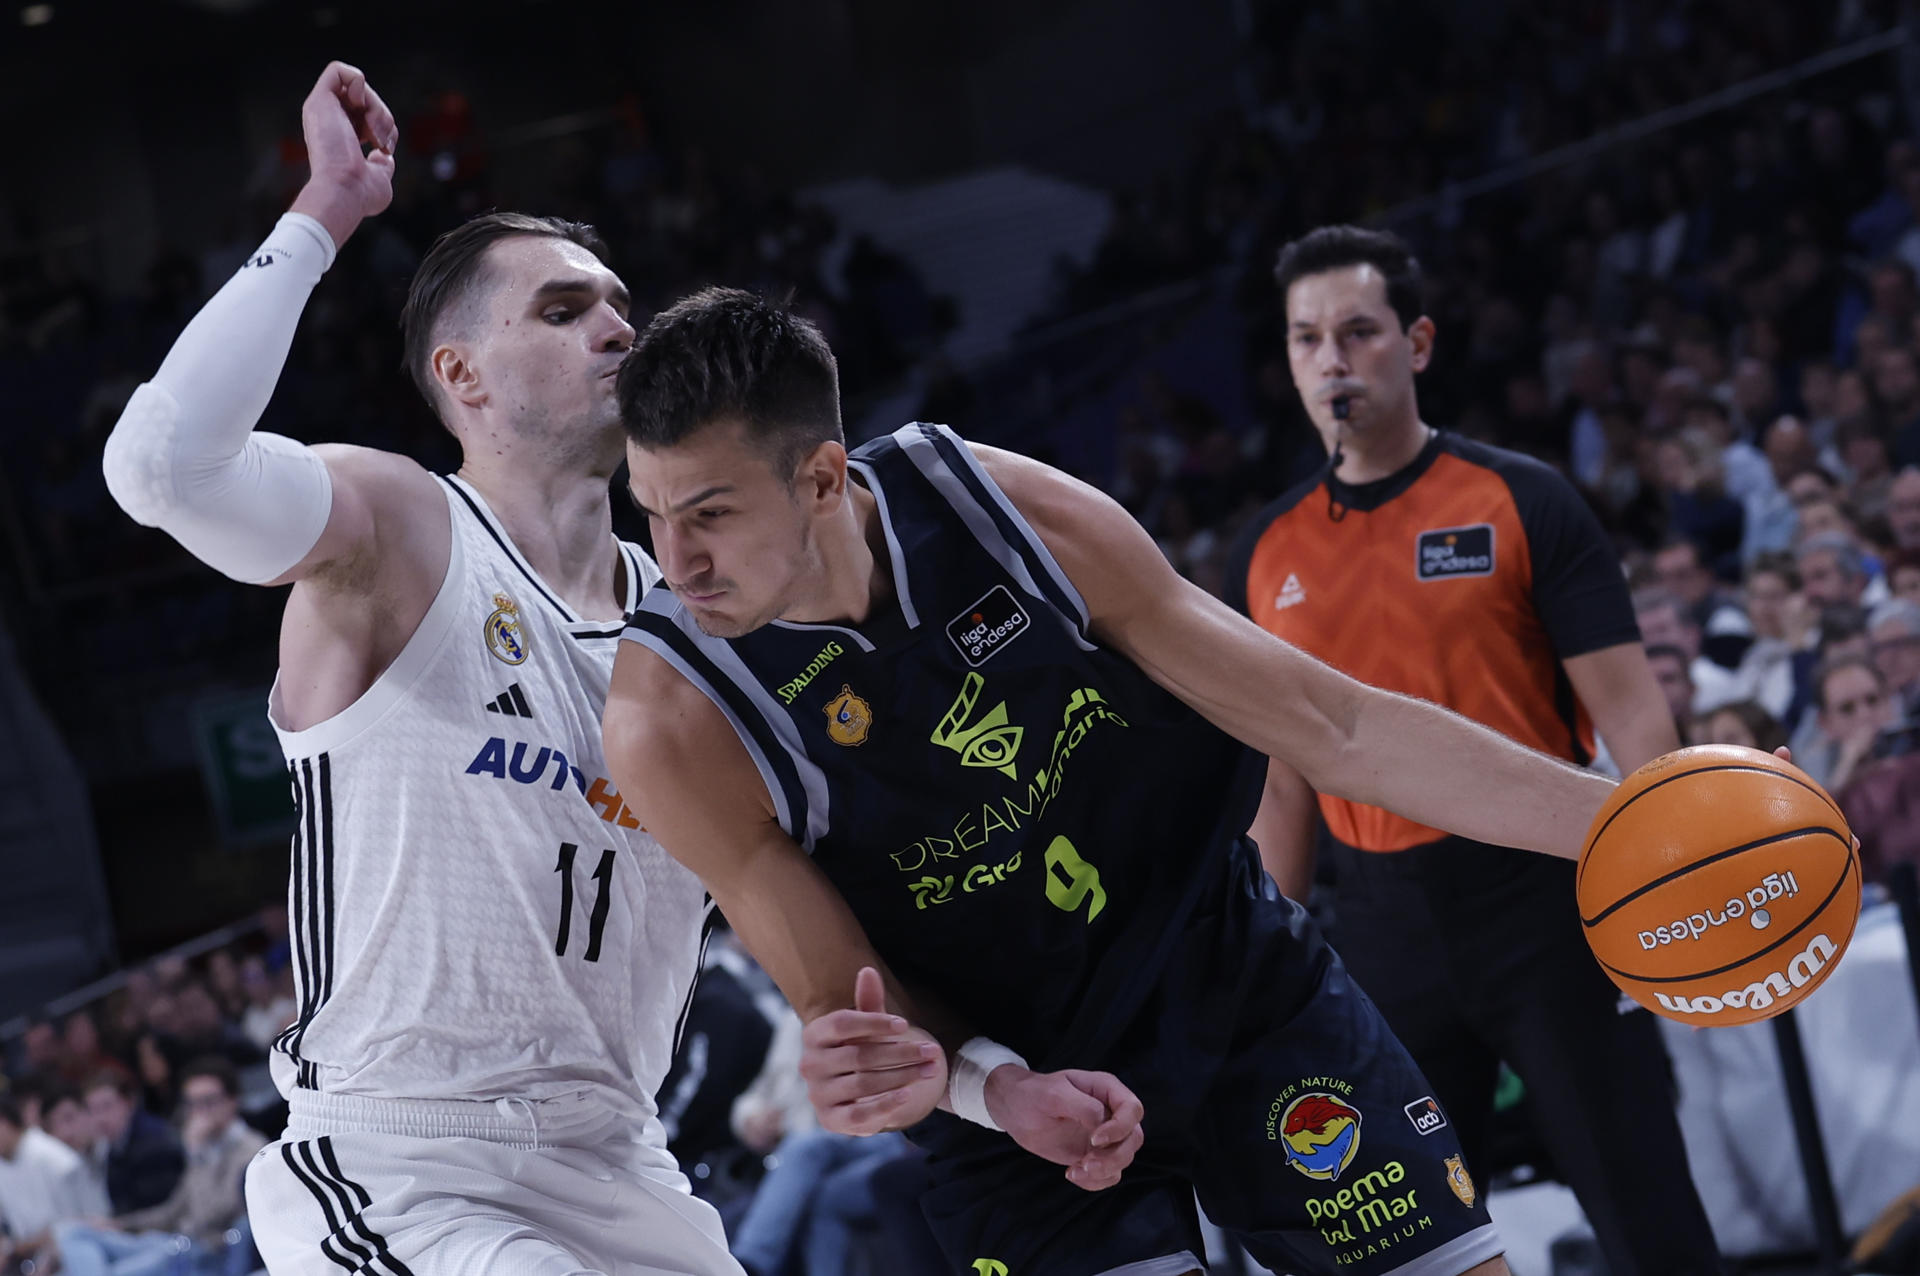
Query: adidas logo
xmin=1274 ymin=573 xmax=1306 ymax=610
xmin=484 ymin=683 xmax=534 ymax=719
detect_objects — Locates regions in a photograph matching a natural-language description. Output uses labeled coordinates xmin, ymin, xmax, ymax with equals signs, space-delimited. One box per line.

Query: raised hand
xmin=985 ymin=1064 xmax=1146 ymax=1191
xmin=289 ymin=61 xmax=399 ymax=249
xmin=799 ymin=966 xmax=947 ymax=1135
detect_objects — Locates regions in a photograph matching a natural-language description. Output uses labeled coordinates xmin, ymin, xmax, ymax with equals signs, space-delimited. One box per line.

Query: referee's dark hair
xmin=1275 ymin=225 xmax=1425 ymax=331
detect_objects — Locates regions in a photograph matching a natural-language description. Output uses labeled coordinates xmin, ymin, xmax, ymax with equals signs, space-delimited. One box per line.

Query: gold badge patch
xmin=1445 ymin=1155 xmax=1476 ymax=1208
xmin=485 ymin=593 xmax=530 ymax=665
xmin=824 ymin=685 xmax=872 ymax=746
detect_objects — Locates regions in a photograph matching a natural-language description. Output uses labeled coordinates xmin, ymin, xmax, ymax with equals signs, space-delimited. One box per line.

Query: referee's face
xmin=1284 ymin=265 xmax=1432 ymax=442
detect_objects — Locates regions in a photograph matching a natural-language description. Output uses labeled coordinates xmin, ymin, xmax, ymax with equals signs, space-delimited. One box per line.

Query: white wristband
xmin=948 ymin=1037 xmax=1027 ymax=1131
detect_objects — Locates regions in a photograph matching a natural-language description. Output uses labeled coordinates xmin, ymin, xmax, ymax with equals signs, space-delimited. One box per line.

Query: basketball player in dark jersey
xmin=604 ymin=288 xmax=1623 ymax=1276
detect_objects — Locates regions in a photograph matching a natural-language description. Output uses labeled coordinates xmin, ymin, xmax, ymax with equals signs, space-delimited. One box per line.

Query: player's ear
xmin=793 ymin=438 xmax=849 ymax=511
xmin=1407 ymin=316 xmax=1436 ymax=374
xmin=435 ymin=342 xmax=484 ymax=408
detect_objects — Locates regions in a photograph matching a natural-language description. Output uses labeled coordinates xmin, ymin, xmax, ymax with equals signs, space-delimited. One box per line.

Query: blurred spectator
xmin=1693 ymin=699 xmax=1788 ymax=753
xmin=42 ymin=1085 xmax=100 ymax=1166
xmin=1797 ymin=532 xmax=1870 ymax=609
xmin=130 ymin=1034 xmax=176 ymax=1124
xmin=21 ymin=1021 xmax=62 ymax=1081
xmin=55 ymin=1058 xmax=264 ymax=1276
xmin=60 ymin=1013 xmax=125 ymax=1089
xmin=1889 ymin=548 xmax=1920 ymax=605
xmin=1889 ymin=468 xmax=1920 ymax=551
xmin=235 ymin=958 xmax=296 ymax=1054
xmin=730 ymin=1129 xmax=910 ymax=1276
xmin=1653 ymin=438 xmax=1746 ymax=579
xmin=1802 ymin=656 xmax=1897 ymax=792
xmin=1868 ymin=598 xmax=1920 ymax=717
xmin=0 ymin=1094 xmax=100 ymax=1271
xmin=1837 ymin=741 xmax=1920 ymax=885
xmin=5 ymin=1073 xmax=48 ymax=1135
xmin=1646 ymin=643 xmax=1697 ymax=738
xmin=1729 ymin=552 xmax=1807 ymax=718
xmin=203 ymin=952 xmax=245 ymax=1023
xmin=83 ymin=1072 xmax=183 ymax=1215
xmin=1635 ymin=590 xmax=1738 ymax=710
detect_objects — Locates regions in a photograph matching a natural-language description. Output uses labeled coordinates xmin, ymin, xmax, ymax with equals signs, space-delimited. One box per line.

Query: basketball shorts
xmin=908 ymin=861 xmax=1504 ymax=1276
xmin=245 ymin=1089 xmax=742 ymax=1276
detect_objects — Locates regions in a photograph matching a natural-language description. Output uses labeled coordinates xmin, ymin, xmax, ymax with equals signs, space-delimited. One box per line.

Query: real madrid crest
xmin=485 ymin=592 xmax=531 ymax=666
xmin=1444 ymin=1154 xmax=1476 ymax=1208
xmin=824 ymin=684 xmax=872 ymax=747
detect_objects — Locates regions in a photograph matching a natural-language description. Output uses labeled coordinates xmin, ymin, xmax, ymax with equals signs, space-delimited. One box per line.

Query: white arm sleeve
xmin=102 ymin=212 xmax=341 ymax=584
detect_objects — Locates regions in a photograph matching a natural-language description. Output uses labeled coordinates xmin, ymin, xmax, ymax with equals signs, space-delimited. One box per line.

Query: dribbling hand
xmin=799 ymin=966 xmax=947 ymax=1135
xmin=984 ymin=1065 xmax=1146 ymax=1191
xmin=289 ymin=62 xmax=399 ymax=248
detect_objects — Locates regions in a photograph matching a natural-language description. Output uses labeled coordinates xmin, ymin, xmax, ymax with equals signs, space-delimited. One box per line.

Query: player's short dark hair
xmin=1274 ymin=225 xmax=1424 ymax=330
xmin=178 ymin=1056 xmax=239 ymax=1100
xmin=400 ymin=211 xmax=610 ymax=412
xmin=0 ymin=1095 xmax=22 ymax=1129
xmin=617 ymin=286 xmax=844 ymax=479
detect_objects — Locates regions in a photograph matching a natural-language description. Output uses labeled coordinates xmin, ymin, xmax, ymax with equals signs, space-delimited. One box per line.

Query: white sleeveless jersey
xmin=267 ymin=475 xmax=708 ymax=1123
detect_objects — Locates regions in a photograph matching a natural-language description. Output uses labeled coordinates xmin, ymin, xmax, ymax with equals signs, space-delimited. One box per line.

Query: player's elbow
xmin=1281 ymin=678 xmax=1366 ymax=793
xmin=102 ymin=382 xmax=180 ymax=528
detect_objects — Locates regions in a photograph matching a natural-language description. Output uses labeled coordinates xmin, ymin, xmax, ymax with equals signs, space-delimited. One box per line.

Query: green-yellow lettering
xmin=1044 ymin=836 xmax=1106 ymax=922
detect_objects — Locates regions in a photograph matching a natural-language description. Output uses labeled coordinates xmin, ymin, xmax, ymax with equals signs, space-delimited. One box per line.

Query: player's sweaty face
xmin=1284 ymin=265 xmax=1422 ymax=435
xmin=472 ymin=237 xmax=634 ymax=453
xmin=625 ymin=421 xmax=814 ymax=638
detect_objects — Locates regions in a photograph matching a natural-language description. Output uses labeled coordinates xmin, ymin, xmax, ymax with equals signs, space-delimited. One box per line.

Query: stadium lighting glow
xmin=20 ymin=4 xmax=52 ymax=24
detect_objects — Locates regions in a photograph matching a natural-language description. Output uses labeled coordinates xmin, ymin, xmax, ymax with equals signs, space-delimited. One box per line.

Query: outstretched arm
xmin=102 ymin=61 xmax=439 ymax=592
xmin=979 ymin=447 xmax=1615 ymax=858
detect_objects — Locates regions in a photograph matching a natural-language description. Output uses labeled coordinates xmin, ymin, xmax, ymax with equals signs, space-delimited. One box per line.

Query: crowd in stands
xmin=0 ymin=910 xmax=292 ymax=1271
xmin=1030 ymin=0 xmax=1920 ymax=888
xmin=6 ymin=1 xmax=1920 ymax=1270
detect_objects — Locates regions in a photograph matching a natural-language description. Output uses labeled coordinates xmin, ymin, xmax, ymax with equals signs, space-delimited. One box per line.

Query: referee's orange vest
xmin=1235 ymin=436 xmax=1600 ymax=852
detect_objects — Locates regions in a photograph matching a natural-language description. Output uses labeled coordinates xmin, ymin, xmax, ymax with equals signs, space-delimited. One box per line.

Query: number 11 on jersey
xmin=554 ymin=843 xmax=617 ymax=961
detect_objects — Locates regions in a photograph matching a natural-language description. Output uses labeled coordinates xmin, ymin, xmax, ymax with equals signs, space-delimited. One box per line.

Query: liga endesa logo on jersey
xmin=1415 ymin=525 xmax=1495 ymax=580
xmin=947 ymin=586 xmax=1031 ymax=667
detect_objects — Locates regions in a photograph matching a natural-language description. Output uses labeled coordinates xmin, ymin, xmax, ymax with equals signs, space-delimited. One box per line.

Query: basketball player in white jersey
xmin=101 ymin=63 xmax=741 ymax=1275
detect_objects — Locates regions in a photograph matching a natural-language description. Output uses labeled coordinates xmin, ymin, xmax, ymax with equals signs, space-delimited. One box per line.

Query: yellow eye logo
xmin=930 ymin=673 xmax=1023 ymax=780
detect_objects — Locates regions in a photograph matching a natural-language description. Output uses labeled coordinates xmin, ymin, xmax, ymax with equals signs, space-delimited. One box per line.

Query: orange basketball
xmin=1577 ymin=744 xmax=1861 ymax=1027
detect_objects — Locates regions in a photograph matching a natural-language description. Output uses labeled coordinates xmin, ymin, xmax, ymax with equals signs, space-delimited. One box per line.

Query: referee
xmin=1225 ymin=225 xmax=1718 ymax=1276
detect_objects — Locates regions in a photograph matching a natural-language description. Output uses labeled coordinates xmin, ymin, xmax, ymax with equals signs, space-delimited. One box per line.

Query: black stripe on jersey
xmin=281 ymin=754 xmax=335 ymax=1091
xmin=570 ymin=625 xmax=628 ymax=641
xmin=317 ymin=754 xmax=336 ymax=1066
xmin=626 ymin=608 xmax=812 ymax=844
xmin=299 ymin=757 xmax=323 ymax=1089
xmin=274 ymin=763 xmax=310 ymax=1065
xmin=507 ymin=682 xmax=532 ymax=717
xmin=318 ymin=1137 xmax=418 ymax=1276
xmin=281 ymin=1142 xmax=375 ymax=1272
xmin=442 ymin=477 xmax=576 ymax=622
xmin=904 ymin=423 xmax=1093 ymax=640
xmin=672 ymin=899 xmax=719 ymax=1055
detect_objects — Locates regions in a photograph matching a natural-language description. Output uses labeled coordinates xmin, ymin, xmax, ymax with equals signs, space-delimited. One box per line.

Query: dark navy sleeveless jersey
xmin=622 ymin=422 xmax=1265 ymax=1061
